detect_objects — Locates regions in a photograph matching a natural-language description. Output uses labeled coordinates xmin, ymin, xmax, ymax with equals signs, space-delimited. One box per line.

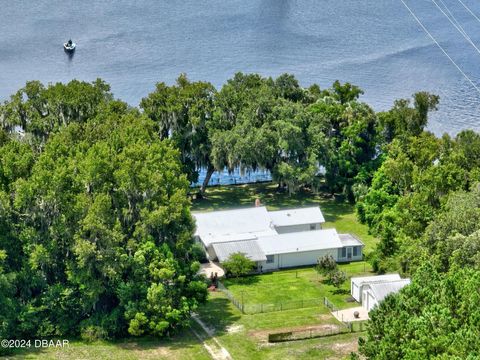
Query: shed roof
xmin=210 ymin=240 xmax=267 ymax=262
xmin=193 ymin=206 xmax=276 ymax=247
xmin=339 ymin=234 xmax=364 ymax=247
xmin=257 ymin=228 xmax=343 ymax=255
xmin=269 ymin=206 xmax=325 ymax=227
xmin=367 ymin=279 xmax=411 ymax=302
xmin=351 ymin=274 xmax=401 ymax=286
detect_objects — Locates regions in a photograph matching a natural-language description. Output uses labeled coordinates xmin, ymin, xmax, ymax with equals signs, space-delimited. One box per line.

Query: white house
xmin=193 ymin=206 xmax=364 ymax=271
xmin=350 ymin=274 xmax=410 ymax=312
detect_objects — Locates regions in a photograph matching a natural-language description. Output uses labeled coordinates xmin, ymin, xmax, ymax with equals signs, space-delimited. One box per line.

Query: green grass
xmin=5 ymin=331 xmax=211 ymax=360
xmin=223 ymin=262 xmax=372 ymax=310
xmin=12 ymin=182 xmax=372 ymax=360
xmin=196 ymin=291 xmax=363 ymax=360
xmin=192 ymin=182 xmax=378 ymax=254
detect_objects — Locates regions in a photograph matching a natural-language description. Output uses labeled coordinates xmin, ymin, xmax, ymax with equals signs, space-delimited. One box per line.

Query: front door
xmin=347 ymin=247 xmax=352 ymax=260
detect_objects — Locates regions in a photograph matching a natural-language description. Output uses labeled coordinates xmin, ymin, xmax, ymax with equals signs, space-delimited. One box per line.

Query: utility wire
xmin=438 ymin=0 xmax=469 ymax=38
xmin=431 ymin=0 xmax=480 ymax=56
xmin=456 ymin=0 xmax=480 ymax=25
xmin=399 ymin=0 xmax=480 ymax=95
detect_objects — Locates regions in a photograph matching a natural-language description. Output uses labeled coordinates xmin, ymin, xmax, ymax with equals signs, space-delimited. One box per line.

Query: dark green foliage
xmin=222 ymin=253 xmax=256 ymax=278
xmin=316 ymin=255 xmax=346 ymax=288
xmin=316 ymin=254 xmax=337 ymax=276
xmin=140 ymin=74 xmax=216 ymax=189
xmin=0 ymin=83 xmax=207 ymax=340
xmin=360 ymin=265 xmax=480 ymax=359
xmin=329 ymin=269 xmax=347 ymax=289
xmin=0 ymin=79 xmax=112 ymax=150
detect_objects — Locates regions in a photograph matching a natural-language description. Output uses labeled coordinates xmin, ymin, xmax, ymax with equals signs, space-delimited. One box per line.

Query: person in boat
xmin=67 ymin=39 xmax=72 ymax=46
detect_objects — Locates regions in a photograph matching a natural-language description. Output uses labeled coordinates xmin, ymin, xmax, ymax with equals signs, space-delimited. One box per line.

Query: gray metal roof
xmin=351 ymin=274 xmax=401 ymax=286
xmin=339 ymin=233 xmax=364 ymax=247
xmin=367 ymin=279 xmax=411 ymax=302
xmin=210 ymin=240 xmax=267 ymax=262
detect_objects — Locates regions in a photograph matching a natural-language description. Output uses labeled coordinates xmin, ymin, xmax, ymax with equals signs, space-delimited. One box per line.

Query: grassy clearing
xmin=192 ymin=182 xmax=378 ymax=254
xmin=189 ymin=183 xmax=373 ymax=358
xmin=5 ymin=331 xmax=211 ymax=360
xmin=196 ymin=291 xmax=363 ymax=360
xmin=223 ymin=262 xmax=372 ymax=309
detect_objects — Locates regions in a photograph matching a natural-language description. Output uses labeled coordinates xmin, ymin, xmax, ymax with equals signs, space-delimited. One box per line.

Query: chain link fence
xmin=217 ymin=281 xmax=324 ymax=314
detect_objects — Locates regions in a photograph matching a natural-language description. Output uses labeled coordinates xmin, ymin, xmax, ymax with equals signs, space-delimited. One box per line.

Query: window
xmin=310 ymin=224 xmax=316 ymax=230
xmin=341 ymin=248 xmax=346 ymax=258
xmin=353 ymin=246 xmax=359 ymax=256
xmin=266 ymin=255 xmax=274 ymax=264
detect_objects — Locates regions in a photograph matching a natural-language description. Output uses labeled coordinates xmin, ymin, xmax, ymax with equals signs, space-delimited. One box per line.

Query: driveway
xmin=199 ymin=261 xmax=225 ymax=278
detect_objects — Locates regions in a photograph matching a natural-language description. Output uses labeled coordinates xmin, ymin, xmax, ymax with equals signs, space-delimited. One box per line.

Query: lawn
xmin=223 ymin=262 xmax=373 ymax=311
xmin=195 ymin=291 xmax=363 ymax=360
xmin=192 ymin=182 xmax=378 ymax=254
xmin=5 ymin=331 xmax=211 ymax=360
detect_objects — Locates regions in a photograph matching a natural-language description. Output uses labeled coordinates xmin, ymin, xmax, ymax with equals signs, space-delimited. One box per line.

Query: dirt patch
xmin=317 ymin=314 xmax=333 ymax=321
xmin=226 ymin=324 xmax=244 ymax=333
xmin=324 ymin=336 xmax=360 ymax=359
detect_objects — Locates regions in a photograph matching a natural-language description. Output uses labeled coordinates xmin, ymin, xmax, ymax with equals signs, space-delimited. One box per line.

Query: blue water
xmin=2 ymin=0 xmax=480 ymax=184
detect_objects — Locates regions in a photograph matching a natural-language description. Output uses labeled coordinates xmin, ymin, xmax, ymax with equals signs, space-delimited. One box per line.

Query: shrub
xmin=222 ymin=253 xmax=255 ymax=278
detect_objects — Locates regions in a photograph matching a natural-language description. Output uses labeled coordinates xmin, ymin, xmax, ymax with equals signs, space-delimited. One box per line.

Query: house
xmin=350 ymin=274 xmax=410 ymax=312
xmin=192 ymin=206 xmax=364 ymax=271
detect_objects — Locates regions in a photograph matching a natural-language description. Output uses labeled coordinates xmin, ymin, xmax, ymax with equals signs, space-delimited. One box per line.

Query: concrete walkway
xmin=191 ymin=314 xmax=233 ymax=360
xmin=332 ymin=306 xmax=369 ymax=322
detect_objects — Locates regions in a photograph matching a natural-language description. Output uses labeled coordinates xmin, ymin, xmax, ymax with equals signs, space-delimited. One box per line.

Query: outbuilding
xmin=350 ymin=274 xmax=401 ymax=302
xmin=350 ymin=274 xmax=410 ymax=312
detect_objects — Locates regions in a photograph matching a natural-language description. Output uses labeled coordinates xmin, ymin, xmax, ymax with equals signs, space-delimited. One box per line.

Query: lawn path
xmin=192 ymin=314 xmax=233 ymax=360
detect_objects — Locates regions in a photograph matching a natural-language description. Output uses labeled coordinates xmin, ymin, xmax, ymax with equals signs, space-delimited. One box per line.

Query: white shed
xmin=350 ymin=274 xmax=401 ymax=302
xmin=362 ymin=279 xmax=411 ymax=311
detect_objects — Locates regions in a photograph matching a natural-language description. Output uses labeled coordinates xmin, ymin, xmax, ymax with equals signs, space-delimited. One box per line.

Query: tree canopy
xmin=0 ymin=84 xmax=207 ymax=345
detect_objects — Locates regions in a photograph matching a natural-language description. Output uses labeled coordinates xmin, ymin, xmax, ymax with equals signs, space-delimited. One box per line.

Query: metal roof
xmin=351 ymin=274 xmax=401 ymax=286
xmin=257 ymin=228 xmax=343 ymax=255
xmin=210 ymin=240 xmax=267 ymax=262
xmin=193 ymin=206 xmax=277 ymax=247
xmin=367 ymin=279 xmax=411 ymax=302
xmin=269 ymin=206 xmax=325 ymax=227
xmin=339 ymin=233 xmax=364 ymax=247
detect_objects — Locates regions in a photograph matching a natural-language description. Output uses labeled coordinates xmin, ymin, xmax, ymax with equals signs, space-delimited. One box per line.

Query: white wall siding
xmin=277 ymin=248 xmax=337 ymax=268
xmin=275 ymin=223 xmax=322 ymax=234
xmin=362 ymin=288 xmax=378 ymax=312
xmin=351 ymin=281 xmax=361 ymax=302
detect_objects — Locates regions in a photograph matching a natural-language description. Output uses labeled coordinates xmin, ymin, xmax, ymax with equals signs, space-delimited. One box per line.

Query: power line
xmin=456 ymin=0 xmax=480 ymax=25
xmin=438 ymin=0 xmax=469 ymax=38
xmin=399 ymin=0 xmax=480 ymax=95
xmin=431 ymin=0 xmax=480 ymax=56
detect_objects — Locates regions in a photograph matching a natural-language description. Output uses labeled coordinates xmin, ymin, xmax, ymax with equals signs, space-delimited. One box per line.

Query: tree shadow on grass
xmin=222 ymin=274 xmax=261 ymax=287
xmin=191 ymin=182 xmax=355 ymax=224
xmin=332 ymin=288 xmax=350 ymax=295
xmin=195 ymin=296 xmax=242 ymax=336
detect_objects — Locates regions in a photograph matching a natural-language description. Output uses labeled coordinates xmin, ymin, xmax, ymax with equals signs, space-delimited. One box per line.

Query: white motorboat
xmin=63 ymin=39 xmax=76 ymax=52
